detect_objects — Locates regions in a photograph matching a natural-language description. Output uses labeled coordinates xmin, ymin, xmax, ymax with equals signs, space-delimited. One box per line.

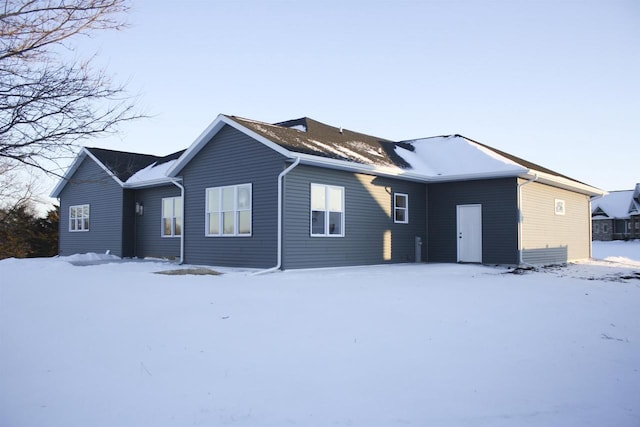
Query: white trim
xmin=517 ymin=174 xmax=538 ymax=266
xmin=254 ymin=157 xmax=302 ymax=275
xmin=168 ymin=178 xmax=185 ymax=264
xmin=456 ymin=204 xmax=482 ymax=263
xmin=393 ymin=193 xmax=409 ymax=224
xmin=69 ymin=204 xmax=90 ymax=232
xmin=310 ymin=183 xmax=345 ymax=237
xmin=522 ymin=170 xmax=605 ymax=197
xmin=205 ymin=183 xmax=252 ymax=237
xmin=167 ymin=115 xmax=292 ymax=177
xmin=50 ymin=147 xmax=125 ymax=198
xmin=161 ymin=196 xmax=183 ymax=238
xmin=554 ymin=199 xmax=566 ymax=216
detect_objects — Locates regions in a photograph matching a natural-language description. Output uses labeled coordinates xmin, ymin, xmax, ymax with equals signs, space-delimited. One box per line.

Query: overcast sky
xmin=58 ymin=0 xmax=639 ymax=194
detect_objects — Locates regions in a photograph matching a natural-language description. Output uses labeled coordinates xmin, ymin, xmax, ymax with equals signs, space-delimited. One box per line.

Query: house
xmin=591 ymin=184 xmax=640 ymax=241
xmin=51 ymin=114 xmax=605 ymax=269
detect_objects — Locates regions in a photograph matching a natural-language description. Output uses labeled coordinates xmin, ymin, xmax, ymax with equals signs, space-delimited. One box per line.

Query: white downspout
xmin=169 ymin=178 xmax=185 ymax=264
xmin=254 ymin=157 xmax=301 ymax=275
xmin=518 ymin=174 xmax=538 ymax=266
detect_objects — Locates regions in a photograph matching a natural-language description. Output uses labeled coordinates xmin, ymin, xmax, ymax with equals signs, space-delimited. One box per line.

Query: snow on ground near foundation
xmin=1 ymin=243 xmax=639 ymax=427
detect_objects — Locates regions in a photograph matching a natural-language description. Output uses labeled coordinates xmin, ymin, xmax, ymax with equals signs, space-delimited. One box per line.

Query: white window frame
xmin=393 ymin=193 xmax=409 ymax=224
xmin=310 ymin=183 xmax=345 ymax=237
xmin=205 ymin=183 xmax=252 ymax=237
xmin=554 ymin=199 xmax=566 ymax=216
xmin=69 ymin=204 xmax=90 ymax=232
xmin=161 ymin=197 xmax=183 ymax=237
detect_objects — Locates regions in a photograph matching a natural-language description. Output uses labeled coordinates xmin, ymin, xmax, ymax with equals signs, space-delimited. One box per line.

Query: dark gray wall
xmin=58 ymin=157 xmax=125 ymax=256
xmin=179 ymin=125 xmax=286 ymax=268
xmin=133 ymin=185 xmax=181 ymax=259
xmin=427 ymin=178 xmax=519 ymax=264
xmin=282 ymin=165 xmax=427 ymax=269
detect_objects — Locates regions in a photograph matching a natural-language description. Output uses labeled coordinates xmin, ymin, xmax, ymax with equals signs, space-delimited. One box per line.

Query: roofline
xmin=166 ymin=115 xmax=292 ymax=177
xmin=522 ymin=170 xmax=606 ymax=197
xmin=50 ymin=147 xmax=125 ymax=198
xmin=123 ymin=177 xmax=180 ymax=189
xmin=294 ymin=152 xmax=526 ymax=183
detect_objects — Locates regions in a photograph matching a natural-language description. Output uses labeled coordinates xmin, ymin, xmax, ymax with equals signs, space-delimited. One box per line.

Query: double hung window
xmin=69 ymin=204 xmax=90 ymax=231
xmin=162 ymin=197 xmax=183 ymax=237
xmin=310 ymin=184 xmax=344 ymax=236
xmin=394 ymin=193 xmax=409 ymax=223
xmin=206 ymin=184 xmax=252 ymax=236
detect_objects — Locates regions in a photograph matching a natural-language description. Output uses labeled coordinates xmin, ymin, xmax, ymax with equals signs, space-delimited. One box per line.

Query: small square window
xmin=555 ymin=199 xmax=565 ymax=216
xmin=69 ymin=204 xmax=90 ymax=232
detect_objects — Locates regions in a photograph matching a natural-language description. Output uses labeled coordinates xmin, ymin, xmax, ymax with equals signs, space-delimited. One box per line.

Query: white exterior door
xmin=457 ymin=204 xmax=482 ymax=263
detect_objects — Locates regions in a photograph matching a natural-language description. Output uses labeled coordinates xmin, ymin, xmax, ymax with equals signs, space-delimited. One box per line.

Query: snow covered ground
xmin=1 ymin=242 xmax=639 ymax=427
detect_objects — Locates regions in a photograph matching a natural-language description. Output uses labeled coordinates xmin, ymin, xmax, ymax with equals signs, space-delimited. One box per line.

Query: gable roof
xmin=592 ymin=185 xmax=640 ymax=219
xmin=52 ymin=113 xmax=605 ymax=198
xmin=50 ymin=147 xmax=185 ymax=197
xmin=167 ymin=114 xmax=603 ymax=195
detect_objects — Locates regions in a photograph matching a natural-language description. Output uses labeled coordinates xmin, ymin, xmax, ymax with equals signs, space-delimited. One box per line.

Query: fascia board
xmin=523 ymin=170 xmax=606 ymax=197
xmin=167 ymin=115 xmax=294 ymax=177
xmin=123 ymin=177 xmax=180 ymax=189
xmin=50 ymin=149 xmax=88 ymax=197
xmin=83 ymin=149 xmax=125 ymax=187
xmin=50 ymin=148 xmax=125 ymax=197
xmin=296 ymin=153 xmax=525 ymax=183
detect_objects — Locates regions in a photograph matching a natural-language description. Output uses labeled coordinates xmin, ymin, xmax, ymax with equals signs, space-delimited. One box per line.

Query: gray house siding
xmin=521 ymin=180 xmax=591 ymax=264
xmin=179 ymin=125 xmax=286 ymax=268
xmin=133 ymin=185 xmax=181 ymax=259
xmin=427 ymin=178 xmax=519 ymax=265
xmin=282 ymin=165 xmax=427 ymax=269
xmin=58 ymin=157 xmax=124 ymax=256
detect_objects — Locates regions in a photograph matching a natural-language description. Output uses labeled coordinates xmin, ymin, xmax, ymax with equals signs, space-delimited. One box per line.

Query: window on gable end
xmin=206 ymin=184 xmax=252 ymax=237
xmin=69 ymin=204 xmax=90 ymax=232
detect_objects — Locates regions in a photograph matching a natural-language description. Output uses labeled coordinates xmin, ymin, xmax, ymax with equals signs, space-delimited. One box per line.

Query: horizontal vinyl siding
xmin=521 ymin=181 xmax=591 ymax=264
xmin=282 ymin=165 xmax=427 ymax=269
xmin=58 ymin=157 xmax=124 ymax=256
xmin=181 ymin=125 xmax=285 ymax=268
xmin=427 ymin=178 xmax=519 ymax=264
xmin=133 ymin=185 xmax=181 ymax=259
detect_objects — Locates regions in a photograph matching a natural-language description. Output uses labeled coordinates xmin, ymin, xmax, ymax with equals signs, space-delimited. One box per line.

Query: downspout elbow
xmin=254 ymin=157 xmax=301 ymax=275
xmin=518 ymin=174 xmax=538 ymax=267
xmin=169 ymin=178 xmax=185 ymax=265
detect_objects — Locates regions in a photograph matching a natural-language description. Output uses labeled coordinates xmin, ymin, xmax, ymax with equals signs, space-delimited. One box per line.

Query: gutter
xmin=517 ymin=173 xmax=538 ymax=266
xmin=254 ymin=157 xmax=301 ymax=275
xmin=169 ymin=178 xmax=185 ymax=264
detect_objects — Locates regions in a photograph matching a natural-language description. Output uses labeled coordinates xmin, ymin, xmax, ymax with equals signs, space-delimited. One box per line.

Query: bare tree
xmin=0 ymin=0 xmax=141 ymax=176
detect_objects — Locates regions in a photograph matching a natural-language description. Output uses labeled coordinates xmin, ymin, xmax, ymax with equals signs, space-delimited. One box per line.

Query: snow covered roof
xmin=52 ymin=114 xmax=605 ymax=197
xmin=592 ymin=187 xmax=640 ymax=219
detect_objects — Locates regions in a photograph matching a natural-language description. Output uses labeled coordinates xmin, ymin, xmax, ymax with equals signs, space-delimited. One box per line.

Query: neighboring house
xmin=591 ymin=184 xmax=640 ymax=241
xmin=51 ymin=114 xmax=604 ymax=269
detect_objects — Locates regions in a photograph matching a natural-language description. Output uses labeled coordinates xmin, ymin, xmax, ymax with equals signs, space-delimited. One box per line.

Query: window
xmin=311 ymin=183 xmax=344 ymax=236
xmin=394 ymin=193 xmax=409 ymax=223
xmin=206 ymin=184 xmax=252 ymax=236
xmin=162 ymin=197 xmax=183 ymax=237
xmin=602 ymin=223 xmax=609 ymax=233
xmin=69 ymin=204 xmax=90 ymax=231
xmin=554 ymin=199 xmax=565 ymax=216
xmin=593 ymin=223 xmax=600 ymax=233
